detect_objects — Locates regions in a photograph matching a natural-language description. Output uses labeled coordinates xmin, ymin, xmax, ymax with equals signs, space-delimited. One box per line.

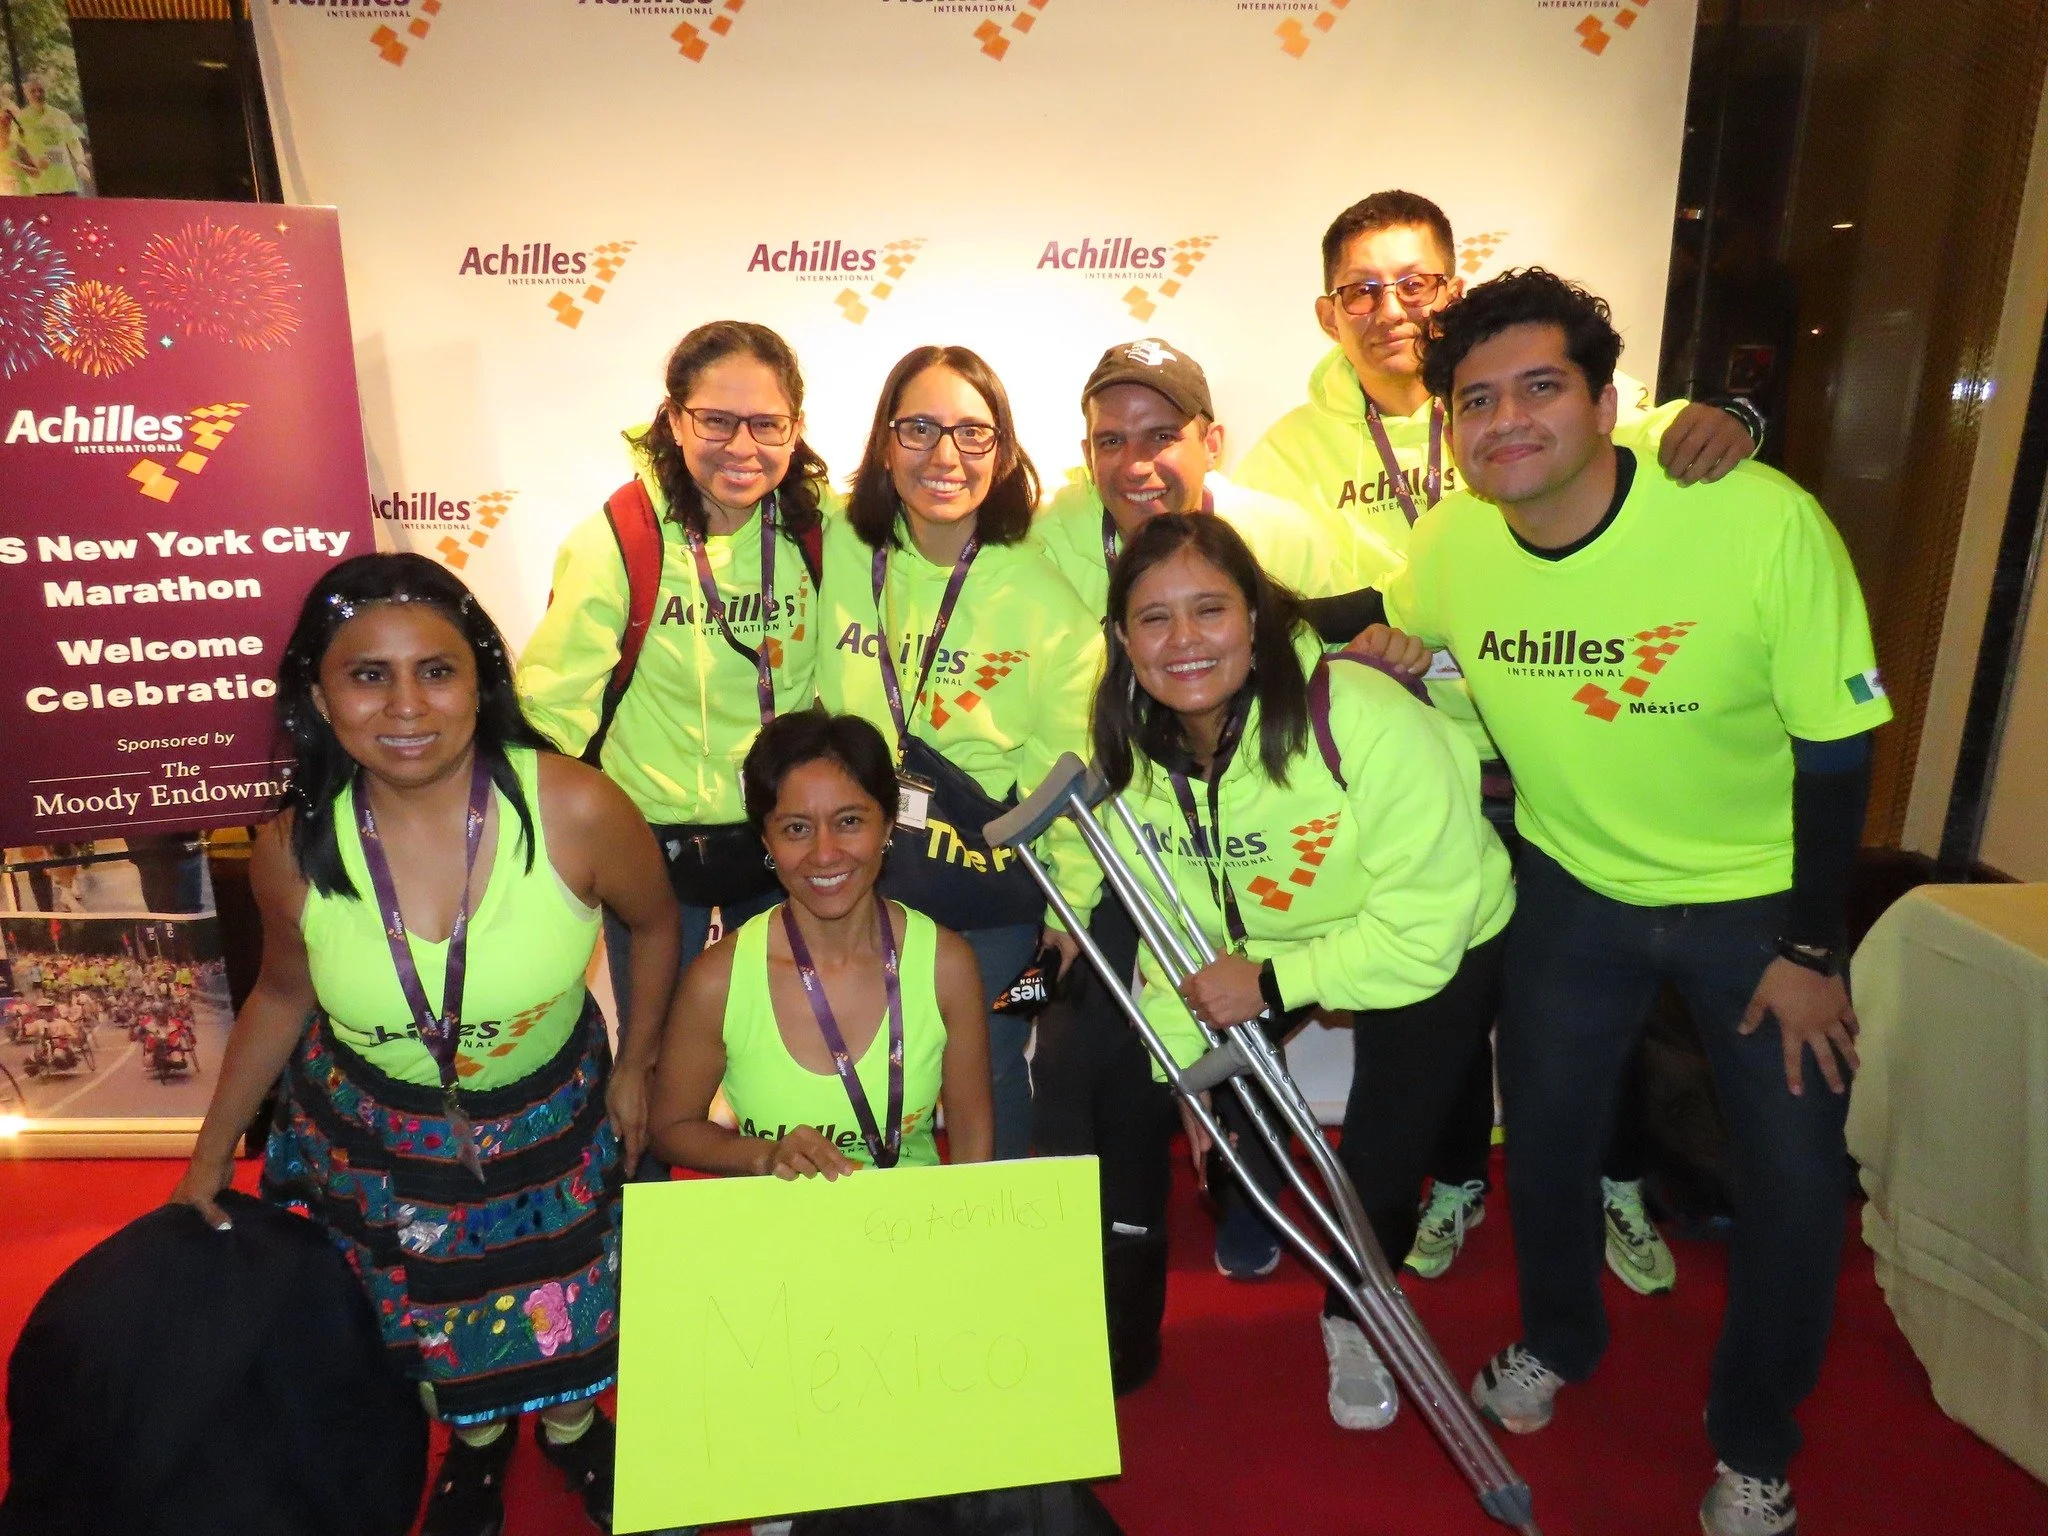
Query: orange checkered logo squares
xmin=1125 ymin=235 xmax=1217 ymax=322
xmin=549 ymin=240 xmax=636 ymax=330
xmin=837 ymin=238 xmax=926 ymax=326
xmin=436 ymin=490 xmax=516 ymax=570
xmin=1574 ymin=683 xmax=1622 ymax=721
xmin=675 ymin=0 xmax=745 ymax=62
xmin=974 ymin=0 xmax=1050 ymax=60
xmin=1576 ymin=0 xmax=1650 ymax=56
xmin=126 ymin=401 xmax=249 ymax=503
xmin=369 ymin=0 xmax=442 ymax=67
xmin=1245 ymin=875 xmax=1294 ymax=912
xmin=1276 ymin=0 xmax=1351 ymax=57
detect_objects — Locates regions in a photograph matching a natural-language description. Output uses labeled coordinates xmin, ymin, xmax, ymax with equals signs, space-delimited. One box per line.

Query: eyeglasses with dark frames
xmin=890 ymin=416 xmax=1000 ymax=456
xmin=674 ymin=405 xmax=797 ymax=447
xmin=1325 ymin=272 xmax=1451 ymax=317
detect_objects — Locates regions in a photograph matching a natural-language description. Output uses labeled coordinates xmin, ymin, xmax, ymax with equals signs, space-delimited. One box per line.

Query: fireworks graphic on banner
xmin=0 ymin=217 xmax=74 ymax=379
xmin=45 ymin=280 xmax=149 ymax=377
xmin=137 ymin=217 xmax=302 ymax=352
xmin=72 ymin=218 xmax=115 ymax=260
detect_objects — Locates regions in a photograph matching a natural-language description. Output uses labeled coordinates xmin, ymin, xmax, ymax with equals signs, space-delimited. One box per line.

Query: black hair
xmin=846 ymin=345 xmax=1039 ymax=550
xmin=275 ymin=553 xmax=553 ymax=899
xmin=626 ymin=320 xmax=828 ymax=545
xmin=1093 ymin=513 xmax=1310 ymax=795
xmin=1419 ymin=266 xmax=1622 ymax=406
xmin=1321 ymin=190 xmax=1457 ymax=291
xmin=741 ymin=709 xmax=899 ymax=837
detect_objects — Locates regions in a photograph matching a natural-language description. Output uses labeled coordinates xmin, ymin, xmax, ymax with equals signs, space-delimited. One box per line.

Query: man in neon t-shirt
xmin=1387 ymin=269 xmax=1886 ymax=1536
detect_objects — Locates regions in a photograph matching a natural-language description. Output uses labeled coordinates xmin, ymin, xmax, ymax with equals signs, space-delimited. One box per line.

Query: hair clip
xmin=325 ymin=592 xmax=358 ymax=621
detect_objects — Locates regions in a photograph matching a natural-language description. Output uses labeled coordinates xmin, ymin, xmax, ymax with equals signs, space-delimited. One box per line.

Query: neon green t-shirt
xmin=301 ymin=747 xmax=602 ymax=1090
xmin=719 ymin=903 xmax=946 ymax=1169
xmin=1386 ymin=452 xmax=1892 ymax=906
xmin=1030 ymin=469 xmax=1371 ymax=610
xmin=811 ymin=511 xmax=1105 ymax=923
xmin=517 ymin=452 xmax=826 ymax=826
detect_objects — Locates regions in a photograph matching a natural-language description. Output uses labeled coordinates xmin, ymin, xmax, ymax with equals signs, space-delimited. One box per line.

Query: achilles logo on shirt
xmin=1573 ymin=622 xmax=1698 ymax=722
xmin=1244 ymin=813 xmax=1340 ymax=913
xmin=1471 ymin=621 xmax=1701 ymax=722
xmin=1334 ymin=461 xmax=1462 ymax=513
xmin=1134 ymin=819 xmax=1270 ymax=867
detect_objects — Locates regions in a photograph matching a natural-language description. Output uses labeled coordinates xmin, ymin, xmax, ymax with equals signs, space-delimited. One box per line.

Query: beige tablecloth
xmin=1848 ymin=883 xmax=2048 ymax=1482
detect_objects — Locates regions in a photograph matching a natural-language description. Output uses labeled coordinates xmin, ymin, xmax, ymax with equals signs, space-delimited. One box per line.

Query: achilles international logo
xmin=1458 ymin=229 xmax=1508 ymax=277
xmin=430 ymin=491 xmax=516 ymax=569
xmin=128 ymin=404 xmax=250 ymax=505
xmin=266 ymin=0 xmax=440 ymax=67
xmin=1275 ymin=0 xmax=1353 ymax=58
xmin=371 ymin=489 xmax=482 ymax=532
xmin=1571 ymin=622 xmax=1696 ymax=721
xmin=674 ymin=0 xmax=747 ymax=60
xmin=1532 ymin=0 xmax=1653 ymax=57
xmin=832 ymin=239 xmax=927 ymax=326
xmin=1121 ymin=237 xmax=1216 ymax=323
xmin=455 ymin=238 xmax=637 ymax=329
xmin=1245 ymin=813 xmax=1339 ymax=913
xmin=555 ymin=243 xmax=634 ymax=328
xmin=971 ymin=0 xmax=1050 ymax=61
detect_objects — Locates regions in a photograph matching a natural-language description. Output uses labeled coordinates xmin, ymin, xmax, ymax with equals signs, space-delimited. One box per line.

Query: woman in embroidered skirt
xmin=172 ymin=553 xmax=680 ymax=1536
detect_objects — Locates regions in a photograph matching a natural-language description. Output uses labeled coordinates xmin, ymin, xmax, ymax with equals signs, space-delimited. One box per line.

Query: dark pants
xmin=1030 ymin=896 xmax=1176 ymax=1394
xmin=1501 ymin=845 xmax=1849 ymax=1480
xmin=1215 ymin=934 xmax=1504 ymax=1313
xmin=961 ymin=923 xmax=1043 ymax=1162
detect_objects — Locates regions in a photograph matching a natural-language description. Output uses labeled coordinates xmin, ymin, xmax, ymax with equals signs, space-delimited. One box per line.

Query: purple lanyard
xmin=1364 ymin=397 xmax=1443 ymax=527
xmin=780 ymin=900 xmax=905 ymax=1168
xmin=685 ymin=493 xmax=779 ymax=727
xmin=355 ymin=752 xmax=492 ymax=1181
xmin=1165 ymin=703 xmax=1251 ymax=951
xmin=870 ymin=534 xmax=979 ymax=758
xmin=1098 ymin=486 xmax=1216 ymax=570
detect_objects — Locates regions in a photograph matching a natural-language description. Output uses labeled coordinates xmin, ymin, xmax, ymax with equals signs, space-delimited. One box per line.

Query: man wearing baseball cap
xmin=1033 ymin=337 xmax=1394 ymax=619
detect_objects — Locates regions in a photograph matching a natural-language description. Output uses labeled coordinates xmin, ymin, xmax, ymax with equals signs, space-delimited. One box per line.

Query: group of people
xmin=0 ymin=77 xmax=88 ymax=198
xmin=167 ymin=189 xmax=1884 ymax=1536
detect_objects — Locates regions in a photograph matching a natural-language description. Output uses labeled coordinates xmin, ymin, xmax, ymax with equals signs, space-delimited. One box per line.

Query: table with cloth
xmin=1848 ymin=881 xmax=2048 ymax=1482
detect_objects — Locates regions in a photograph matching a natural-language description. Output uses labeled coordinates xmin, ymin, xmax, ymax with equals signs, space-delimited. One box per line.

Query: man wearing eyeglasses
xmin=1238 ymin=191 xmax=1760 ymax=1293
xmin=1239 ymin=190 xmax=1760 ymax=587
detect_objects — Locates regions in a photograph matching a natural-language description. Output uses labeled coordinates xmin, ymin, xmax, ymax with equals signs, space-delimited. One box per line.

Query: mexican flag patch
xmin=1846 ymin=668 xmax=1887 ymax=705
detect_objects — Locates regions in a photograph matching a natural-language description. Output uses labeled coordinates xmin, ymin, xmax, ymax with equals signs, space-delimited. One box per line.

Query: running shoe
xmin=1699 ymin=1462 xmax=1797 ymax=1535
xmin=1404 ymin=1178 xmax=1487 ymax=1280
xmin=1603 ymin=1176 xmax=1678 ymax=1295
xmin=1213 ymin=1198 xmax=1282 ymax=1280
xmin=1321 ymin=1314 xmax=1398 ymax=1430
xmin=1470 ymin=1343 xmax=1565 ymax=1434
xmin=420 ymin=1423 xmax=515 ymax=1536
xmin=537 ymin=1408 xmax=616 ymax=1532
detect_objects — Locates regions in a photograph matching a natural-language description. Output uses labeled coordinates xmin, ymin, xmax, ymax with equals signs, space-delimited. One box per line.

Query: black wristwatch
xmin=1774 ymin=938 xmax=1838 ymax=976
xmin=1720 ymin=395 xmax=1767 ymax=450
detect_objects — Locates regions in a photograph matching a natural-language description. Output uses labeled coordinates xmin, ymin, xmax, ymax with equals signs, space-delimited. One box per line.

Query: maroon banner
xmin=0 ymin=198 xmax=372 ymax=846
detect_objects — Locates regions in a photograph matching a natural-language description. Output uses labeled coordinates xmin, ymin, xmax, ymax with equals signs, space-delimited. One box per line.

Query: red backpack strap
xmin=584 ymin=479 xmax=664 ymax=765
xmin=796 ymin=517 xmax=824 ymax=587
xmin=1310 ymin=652 xmax=1437 ymax=791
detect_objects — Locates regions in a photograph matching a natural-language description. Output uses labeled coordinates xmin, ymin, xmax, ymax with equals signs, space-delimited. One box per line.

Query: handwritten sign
xmin=615 ymin=1156 xmax=1119 ymax=1533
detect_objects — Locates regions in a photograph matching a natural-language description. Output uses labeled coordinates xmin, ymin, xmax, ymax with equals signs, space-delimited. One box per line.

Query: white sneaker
xmin=1321 ymin=1314 xmax=1398 ymax=1430
xmin=1699 ymin=1462 xmax=1796 ymax=1535
xmin=1470 ymin=1342 xmax=1565 ymax=1434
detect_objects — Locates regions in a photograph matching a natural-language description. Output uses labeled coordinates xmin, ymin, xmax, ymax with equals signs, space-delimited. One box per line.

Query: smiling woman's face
xmin=311 ymin=602 xmax=478 ymax=788
xmin=761 ymin=757 xmax=892 ymax=920
xmin=1117 ymin=546 xmax=1254 ymax=721
xmin=887 ymin=364 xmax=997 ymax=540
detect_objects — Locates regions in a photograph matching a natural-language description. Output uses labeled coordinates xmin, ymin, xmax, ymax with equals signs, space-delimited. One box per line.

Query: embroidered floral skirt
xmin=261 ymin=997 xmax=623 ymax=1424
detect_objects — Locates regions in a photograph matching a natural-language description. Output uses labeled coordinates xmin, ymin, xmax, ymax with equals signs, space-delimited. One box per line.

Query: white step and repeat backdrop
xmin=255 ymin=0 xmax=1698 ymax=1114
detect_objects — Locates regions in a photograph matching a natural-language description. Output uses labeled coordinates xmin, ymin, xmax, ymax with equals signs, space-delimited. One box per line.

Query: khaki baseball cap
xmin=1081 ymin=337 xmax=1215 ymax=421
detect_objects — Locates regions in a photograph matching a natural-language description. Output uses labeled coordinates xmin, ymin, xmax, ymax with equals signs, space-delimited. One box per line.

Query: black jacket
xmin=2 ymin=1190 xmax=426 ymax=1536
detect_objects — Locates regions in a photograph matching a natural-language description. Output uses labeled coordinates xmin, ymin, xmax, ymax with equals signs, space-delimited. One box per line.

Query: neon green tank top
xmin=720 ymin=902 xmax=947 ymax=1169
xmin=301 ymin=747 xmax=602 ymax=1091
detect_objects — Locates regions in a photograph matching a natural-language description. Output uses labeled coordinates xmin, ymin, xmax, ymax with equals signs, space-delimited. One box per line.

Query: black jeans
xmin=1213 ymin=933 xmax=1504 ymax=1314
xmin=1501 ymin=845 xmax=1850 ymax=1480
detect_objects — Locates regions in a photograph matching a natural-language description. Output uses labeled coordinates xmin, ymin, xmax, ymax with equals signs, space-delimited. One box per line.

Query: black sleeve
xmin=1299 ymin=586 xmax=1388 ymax=646
xmin=1785 ymin=733 xmax=1873 ymax=949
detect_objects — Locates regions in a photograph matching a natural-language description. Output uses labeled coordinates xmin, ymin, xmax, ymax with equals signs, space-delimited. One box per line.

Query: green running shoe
xmin=1602 ymin=1176 xmax=1678 ymax=1295
xmin=1403 ymin=1178 xmax=1487 ymax=1280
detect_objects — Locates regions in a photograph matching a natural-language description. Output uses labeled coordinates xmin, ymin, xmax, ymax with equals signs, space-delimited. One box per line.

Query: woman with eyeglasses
xmin=519 ymin=321 xmax=833 ymax=1159
xmin=813 ymin=345 xmax=1104 ymax=1160
xmin=1091 ymin=512 xmax=1513 ymax=1435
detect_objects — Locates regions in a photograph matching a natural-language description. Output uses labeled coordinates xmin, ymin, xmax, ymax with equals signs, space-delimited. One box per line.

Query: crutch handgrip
xmin=1178 ymin=1036 xmax=1252 ymax=1095
xmin=984 ymin=752 xmax=1105 ymax=847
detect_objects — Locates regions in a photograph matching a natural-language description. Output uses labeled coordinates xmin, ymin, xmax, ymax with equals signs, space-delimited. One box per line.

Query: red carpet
xmin=0 ymin=1152 xmax=2041 ymax=1535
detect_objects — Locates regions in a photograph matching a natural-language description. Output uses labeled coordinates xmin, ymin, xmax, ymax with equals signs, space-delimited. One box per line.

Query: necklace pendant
xmin=443 ymin=1087 xmax=487 ymax=1183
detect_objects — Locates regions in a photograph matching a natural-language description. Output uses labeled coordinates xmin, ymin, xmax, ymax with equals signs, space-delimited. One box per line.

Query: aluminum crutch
xmin=987 ymin=753 xmax=1541 ymax=1536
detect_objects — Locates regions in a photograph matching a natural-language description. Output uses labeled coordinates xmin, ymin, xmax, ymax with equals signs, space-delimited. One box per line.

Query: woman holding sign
xmin=647 ymin=710 xmax=993 ymax=1175
xmin=812 ymin=346 xmax=1103 ymax=1160
xmin=172 ymin=554 xmax=679 ymax=1536
xmin=518 ymin=320 xmax=834 ymax=1047
xmin=1091 ymin=513 xmax=1513 ymax=1436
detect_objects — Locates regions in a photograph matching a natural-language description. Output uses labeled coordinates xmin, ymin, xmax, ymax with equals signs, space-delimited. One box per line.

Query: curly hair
xmin=1420 ymin=267 xmax=1622 ymax=406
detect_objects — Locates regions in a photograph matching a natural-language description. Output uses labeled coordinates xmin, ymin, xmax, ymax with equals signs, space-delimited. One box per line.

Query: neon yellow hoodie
xmin=1103 ymin=651 xmax=1514 ymax=1070
xmin=516 ymin=451 xmax=828 ymax=826
xmin=1030 ymin=469 xmax=1390 ymax=612
xmin=1236 ymin=348 xmax=1684 ymax=582
xmin=812 ymin=512 xmax=1105 ymax=922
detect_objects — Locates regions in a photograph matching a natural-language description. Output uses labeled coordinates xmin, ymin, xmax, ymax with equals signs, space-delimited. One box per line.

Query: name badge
xmin=1425 ymin=647 xmax=1465 ymax=682
xmin=896 ymin=770 xmax=935 ymax=832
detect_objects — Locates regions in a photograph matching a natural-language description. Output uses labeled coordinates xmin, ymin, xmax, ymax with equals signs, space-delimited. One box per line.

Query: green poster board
xmin=615 ymin=1155 xmax=1120 ymax=1533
